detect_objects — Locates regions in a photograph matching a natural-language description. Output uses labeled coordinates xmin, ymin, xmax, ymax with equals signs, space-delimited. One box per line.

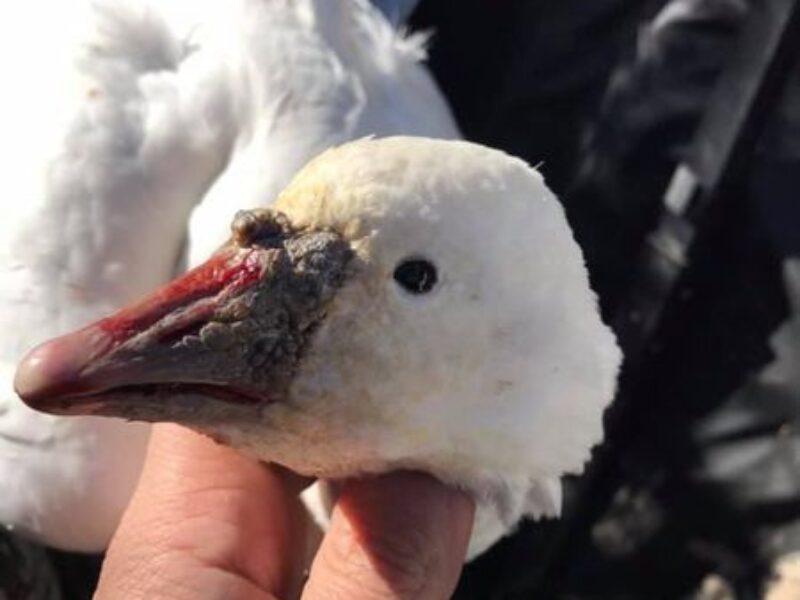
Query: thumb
xmin=302 ymin=472 xmax=474 ymax=600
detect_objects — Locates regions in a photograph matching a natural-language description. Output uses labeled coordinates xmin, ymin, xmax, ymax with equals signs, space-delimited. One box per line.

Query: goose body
xmin=1 ymin=0 xmax=457 ymax=551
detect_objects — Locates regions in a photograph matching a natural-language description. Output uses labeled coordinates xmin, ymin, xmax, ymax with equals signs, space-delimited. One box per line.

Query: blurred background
xmin=4 ymin=0 xmax=800 ymax=597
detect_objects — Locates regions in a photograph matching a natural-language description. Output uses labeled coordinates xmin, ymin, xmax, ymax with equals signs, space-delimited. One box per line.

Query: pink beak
xmin=14 ymin=209 xmax=351 ymax=422
xmin=14 ymin=246 xmax=267 ymax=414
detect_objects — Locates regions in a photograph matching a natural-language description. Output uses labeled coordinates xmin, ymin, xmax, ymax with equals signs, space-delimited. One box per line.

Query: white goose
xmin=17 ymin=136 xmax=621 ymax=559
xmin=0 ymin=0 xmax=457 ymax=551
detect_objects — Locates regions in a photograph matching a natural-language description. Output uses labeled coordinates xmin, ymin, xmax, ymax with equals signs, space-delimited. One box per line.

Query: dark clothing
xmin=413 ymin=1 xmax=800 ymax=598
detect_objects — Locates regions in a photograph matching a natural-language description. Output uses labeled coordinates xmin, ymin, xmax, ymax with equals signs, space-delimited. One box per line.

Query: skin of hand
xmin=95 ymin=424 xmax=475 ymax=600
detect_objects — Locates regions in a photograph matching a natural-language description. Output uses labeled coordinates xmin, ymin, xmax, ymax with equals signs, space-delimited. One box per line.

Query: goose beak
xmin=14 ymin=209 xmax=352 ymax=420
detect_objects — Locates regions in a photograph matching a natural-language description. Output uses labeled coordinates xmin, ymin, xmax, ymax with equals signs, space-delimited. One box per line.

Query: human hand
xmin=95 ymin=424 xmax=475 ymax=599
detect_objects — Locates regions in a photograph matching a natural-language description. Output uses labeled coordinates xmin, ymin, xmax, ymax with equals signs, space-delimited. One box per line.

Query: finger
xmin=96 ymin=424 xmax=309 ymax=600
xmin=302 ymin=472 xmax=474 ymax=600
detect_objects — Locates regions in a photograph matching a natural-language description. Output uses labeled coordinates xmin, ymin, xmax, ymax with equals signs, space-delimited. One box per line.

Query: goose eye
xmin=393 ymin=258 xmax=438 ymax=294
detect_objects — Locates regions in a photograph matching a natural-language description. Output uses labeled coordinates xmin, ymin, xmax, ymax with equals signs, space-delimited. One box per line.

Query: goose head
xmin=15 ymin=137 xmax=621 ymax=558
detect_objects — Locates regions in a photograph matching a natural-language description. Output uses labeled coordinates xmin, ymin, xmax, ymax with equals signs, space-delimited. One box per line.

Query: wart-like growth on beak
xmin=231 ymin=208 xmax=293 ymax=248
xmin=15 ymin=209 xmax=353 ymax=421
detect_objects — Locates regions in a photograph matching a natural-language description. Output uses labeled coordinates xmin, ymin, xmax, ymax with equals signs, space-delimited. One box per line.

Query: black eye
xmin=393 ymin=258 xmax=438 ymax=294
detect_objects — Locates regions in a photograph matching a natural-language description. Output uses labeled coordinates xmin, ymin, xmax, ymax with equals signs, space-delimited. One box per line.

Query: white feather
xmin=0 ymin=0 xmax=457 ymax=550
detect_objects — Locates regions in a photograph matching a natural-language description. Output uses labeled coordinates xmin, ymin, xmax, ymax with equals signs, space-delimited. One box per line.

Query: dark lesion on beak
xmin=15 ymin=209 xmax=354 ymax=421
xmin=219 ymin=209 xmax=354 ymax=395
xmin=231 ymin=208 xmax=294 ymax=248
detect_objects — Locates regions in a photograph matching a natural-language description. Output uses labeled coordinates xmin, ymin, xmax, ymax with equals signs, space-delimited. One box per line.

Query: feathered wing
xmin=0 ymin=0 xmax=460 ymax=551
xmin=0 ymin=0 xmax=234 ymax=551
xmin=186 ymin=0 xmax=459 ymax=264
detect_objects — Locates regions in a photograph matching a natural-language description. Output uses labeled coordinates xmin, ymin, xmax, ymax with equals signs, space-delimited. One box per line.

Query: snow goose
xmin=17 ymin=136 xmax=621 ymax=558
